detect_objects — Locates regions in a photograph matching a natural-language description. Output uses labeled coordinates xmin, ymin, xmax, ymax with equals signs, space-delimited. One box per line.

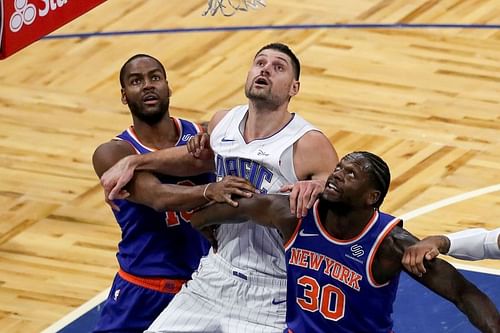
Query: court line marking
xmin=400 ymin=184 xmax=500 ymax=221
xmin=40 ymin=288 xmax=110 ymax=333
xmin=42 ymin=183 xmax=500 ymax=332
xmin=43 ymin=23 xmax=500 ymax=40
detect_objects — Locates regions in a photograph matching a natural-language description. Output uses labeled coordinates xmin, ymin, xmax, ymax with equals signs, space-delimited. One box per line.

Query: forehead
xmin=254 ymin=49 xmax=291 ymax=64
xmin=125 ymin=57 xmax=163 ymax=75
xmin=341 ymin=155 xmax=370 ymax=171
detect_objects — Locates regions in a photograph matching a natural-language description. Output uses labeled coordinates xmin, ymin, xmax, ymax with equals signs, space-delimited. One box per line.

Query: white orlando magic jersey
xmin=211 ymin=105 xmax=318 ymax=278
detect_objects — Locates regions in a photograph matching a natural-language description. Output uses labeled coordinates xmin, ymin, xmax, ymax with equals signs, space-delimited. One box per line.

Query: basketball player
xmin=91 ymin=54 xmax=255 ymax=333
xmin=100 ymin=43 xmax=339 ymax=332
xmin=190 ymin=151 xmax=500 ymax=333
xmin=403 ymin=228 xmax=500 ymax=276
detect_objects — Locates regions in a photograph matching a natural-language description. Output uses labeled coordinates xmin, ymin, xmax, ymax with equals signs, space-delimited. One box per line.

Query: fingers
xmin=402 ymin=251 xmax=424 ymax=276
xmin=187 ymin=133 xmax=210 ymax=158
xmin=414 ymin=255 xmax=427 ymax=276
xmin=280 ymin=184 xmax=294 ymax=193
xmin=425 ymin=248 xmax=440 ymax=260
xmin=200 ymin=133 xmax=209 ymax=149
xmin=402 ymin=246 xmax=434 ymax=276
xmin=105 ymin=195 xmax=120 ymax=211
xmin=288 ymin=181 xmax=323 ymax=218
xmin=223 ymin=195 xmax=239 ymax=207
xmin=209 ymin=177 xmax=256 ymax=203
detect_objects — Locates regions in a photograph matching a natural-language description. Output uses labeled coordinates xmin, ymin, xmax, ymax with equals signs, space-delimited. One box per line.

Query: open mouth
xmin=143 ymin=94 xmax=159 ymax=105
xmin=254 ymin=77 xmax=269 ymax=86
xmin=326 ymin=181 xmax=340 ymax=193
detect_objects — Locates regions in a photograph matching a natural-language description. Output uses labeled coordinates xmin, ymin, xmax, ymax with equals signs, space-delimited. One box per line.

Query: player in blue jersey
xmin=190 ymin=151 xmax=500 ymax=333
xmin=91 ymin=54 xmax=255 ymax=333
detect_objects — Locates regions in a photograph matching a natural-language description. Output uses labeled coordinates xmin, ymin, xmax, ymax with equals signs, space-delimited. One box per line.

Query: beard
xmin=318 ymin=194 xmax=351 ymax=217
xmin=245 ymin=85 xmax=284 ymax=109
xmin=128 ymin=98 xmax=170 ymax=125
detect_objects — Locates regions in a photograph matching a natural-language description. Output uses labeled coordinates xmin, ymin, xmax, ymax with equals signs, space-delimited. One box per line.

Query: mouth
xmin=326 ymin=181 xmax=341 ymax=193
xmin=142 ymin=93 xmax=159 ymax=105
xmin=253 ymin=76 xmax=269 ymax=87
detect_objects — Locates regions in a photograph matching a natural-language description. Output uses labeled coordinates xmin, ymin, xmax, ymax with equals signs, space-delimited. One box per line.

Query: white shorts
xmin=146 ymin=252 xmax=287 ymax=333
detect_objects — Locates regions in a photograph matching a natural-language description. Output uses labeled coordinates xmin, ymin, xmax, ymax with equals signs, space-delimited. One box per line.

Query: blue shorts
xmin=93 ymin=273 xmax=175 ymax=333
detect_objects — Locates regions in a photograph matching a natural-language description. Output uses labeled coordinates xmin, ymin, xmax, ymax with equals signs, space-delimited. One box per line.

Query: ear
xmin=367 ymin=190 xmax=381 ymax=206
xmin=121 ymin=88 xmax=127 ymax=105
xmin=168 ymin=86 xmax=172 ymax=97
xmin=289 ymin=80 xmax=300 ymax=97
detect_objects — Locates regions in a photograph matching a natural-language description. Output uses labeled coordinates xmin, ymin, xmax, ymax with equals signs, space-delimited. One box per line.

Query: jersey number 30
xmin=297 ymin=275 xmax=346 ymax=321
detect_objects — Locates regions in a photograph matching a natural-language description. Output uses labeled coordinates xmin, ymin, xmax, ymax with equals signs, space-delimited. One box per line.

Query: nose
xmin=332 ymin=169 xmax=343 ymax=181
xmin=143 ymin=77 xmax=156 ymax=89
xmin=260 ymin=63 xmax=271 ymax=76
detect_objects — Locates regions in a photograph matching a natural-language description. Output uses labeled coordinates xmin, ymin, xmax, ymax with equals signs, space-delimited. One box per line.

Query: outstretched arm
xmin=402 ymin=235 xmax=450 ymax=275
xmin=378 ymin=226 xmax=500 ymax=333
xmin=403 ymin=228 xmax=500 ymax=275
xmin=100 ymin=110 xmax=231 ymax=201
xmin=100 ymin=145 xmax=215 ymax=201
xmin=191 ymin=194 xmax=298 ymax=243
xmin=93 ymin=141 xmax=254 ymax=211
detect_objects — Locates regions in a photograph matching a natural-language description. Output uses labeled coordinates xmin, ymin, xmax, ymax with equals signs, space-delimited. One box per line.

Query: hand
xmin=101 ymin=155 xmax=137 ymax=205
xmin=281 ymin=180 xmax=324 ymax=218
xmin=199 ymin=225 xmax=219 ymax=253
xmin=402 ymin=236 xmax=447 ymax=276
xmin=206 ymin=176 xmax=257 ymax=207
xmin=187 ymin=133 xmax=214 ymax=160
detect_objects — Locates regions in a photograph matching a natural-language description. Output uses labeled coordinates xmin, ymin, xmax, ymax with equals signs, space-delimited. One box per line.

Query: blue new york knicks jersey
xmin=284 ymin=201 xmax=402 ymax=333
xmin=113 ymin=118 xmax=213 ymax=278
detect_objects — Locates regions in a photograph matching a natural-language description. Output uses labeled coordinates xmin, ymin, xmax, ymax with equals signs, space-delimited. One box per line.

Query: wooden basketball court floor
xmin=0 ymin=0 xmax=499 ymax=331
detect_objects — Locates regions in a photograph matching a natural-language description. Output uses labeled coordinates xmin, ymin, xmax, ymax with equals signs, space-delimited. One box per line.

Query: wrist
xmin=203 ymin=183 xmax=212 ymax=201
xmin=437 ymin=235 xmax=451 ymax=254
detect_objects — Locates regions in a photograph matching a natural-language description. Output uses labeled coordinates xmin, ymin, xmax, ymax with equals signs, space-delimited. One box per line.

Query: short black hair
xmin=348 ymin=151 xmax=391 ymax=208
xmin=255 ymin=43 xmax=300 ymax=80
xmin=119 ymin=54 xmax=166 ymax=88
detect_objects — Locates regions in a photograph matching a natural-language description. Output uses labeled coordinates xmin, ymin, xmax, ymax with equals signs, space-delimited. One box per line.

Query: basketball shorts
xmin=93 ymin=272 xmax=178 ymax=333
xmin=146 ymin=253 xmax=287 ymax=333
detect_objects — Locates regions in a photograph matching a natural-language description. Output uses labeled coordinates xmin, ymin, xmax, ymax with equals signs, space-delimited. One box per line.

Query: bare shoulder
xmin=208 ymin=109 xmax=231 ymax=133
xmin=382 ymin=225 xmax=420 ymax=256
xmin=92 ymin=139 xmax=136 ymax=177
xmin=294 ymin=130 xmax=339 ymax=180
xmin=371 ymin=225 xmax=417 ymax=283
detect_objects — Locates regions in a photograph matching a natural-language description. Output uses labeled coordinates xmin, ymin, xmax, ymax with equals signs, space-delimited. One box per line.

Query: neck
xmin=319 ymin=201 xmax=376 ymax=240
xmin=132 ymin=116 xmax=178 ymax=150
xmin=244 ymin=100 xmax=292 ymax=142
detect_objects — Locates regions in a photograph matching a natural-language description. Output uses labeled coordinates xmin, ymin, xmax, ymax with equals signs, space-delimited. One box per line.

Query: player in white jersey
xmin=100 ymin=43 xmax=339 ymax=332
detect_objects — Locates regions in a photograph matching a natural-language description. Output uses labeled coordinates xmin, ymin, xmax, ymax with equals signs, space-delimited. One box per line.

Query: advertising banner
xmin=1 ymin=0 xmax=106 ymax=59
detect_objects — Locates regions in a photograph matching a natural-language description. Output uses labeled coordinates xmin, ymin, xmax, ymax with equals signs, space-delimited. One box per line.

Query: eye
xmin=152 ymin=75 xmax=161 ymax=81
xmin=131 ymin=78 xmax=141 ymax=85
xmin=276 ymin=65 xmax=284 ymax=71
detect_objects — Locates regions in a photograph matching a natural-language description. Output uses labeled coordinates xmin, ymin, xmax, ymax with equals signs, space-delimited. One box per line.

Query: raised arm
xmin=378 ymin=226 xmax=500 ymax=333
xmin=93 ymin=141 xmax=254 ymax=211
xmin=191 ymin=194 xmax=299 ymax=242
xmin=100 ymin=110 xmax=231 ymax=201
xmin=285 ymin=130 xmax=338 ymax=218
xmin=100 ymin=145 xmax=215 ymax=200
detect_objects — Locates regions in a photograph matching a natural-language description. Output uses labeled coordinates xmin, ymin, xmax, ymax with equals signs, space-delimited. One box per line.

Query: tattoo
xmin=202 ymin=0 xmax=266 ymax=17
